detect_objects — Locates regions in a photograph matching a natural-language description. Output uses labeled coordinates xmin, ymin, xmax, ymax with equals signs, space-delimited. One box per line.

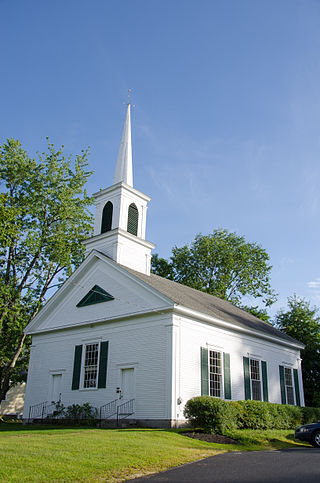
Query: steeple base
xmin=83 ymin=228 xmax=155 ymax=275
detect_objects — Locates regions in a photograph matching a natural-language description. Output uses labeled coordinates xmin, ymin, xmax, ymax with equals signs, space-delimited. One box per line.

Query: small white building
xmin=0 ymin=383 xmax=26 ymax=417
xmin=23 ymin=105 xmax=305 ymax=426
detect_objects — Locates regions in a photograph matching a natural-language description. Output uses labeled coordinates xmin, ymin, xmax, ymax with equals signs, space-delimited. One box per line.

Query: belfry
xmin=83 ymin=103 xmax=155 ymax=274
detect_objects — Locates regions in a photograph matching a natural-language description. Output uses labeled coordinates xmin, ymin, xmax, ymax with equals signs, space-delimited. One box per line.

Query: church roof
xmin=123 ymin=264 xmax=303 ymax=347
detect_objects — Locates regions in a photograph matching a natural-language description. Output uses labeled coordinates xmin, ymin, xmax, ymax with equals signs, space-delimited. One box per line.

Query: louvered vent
xmin=127 ymin=203 xmax=138 ymax=236
xmin=77 ymin=285 xmax=114 ymax=307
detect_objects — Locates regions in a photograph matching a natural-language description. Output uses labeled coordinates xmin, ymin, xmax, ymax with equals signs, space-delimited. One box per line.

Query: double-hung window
xmin=209 ymin=350 xmax=222 ymax=397
xmin=83 ymin=343 xmax=99 ymax=388
xmin=201 ymin=347 xmax=231 ymax=399
xmin=243 ymin=356 xmax=268 ymax=401
xmin=284 ymin=367 xmax=295 ymax=405
xmin=279 ymin=365 xmax=300 ymax=405
xmin=71 ymin=341 xmax=109 ymax=391
xmin=250 ymin=358 xmax=262 ymax=401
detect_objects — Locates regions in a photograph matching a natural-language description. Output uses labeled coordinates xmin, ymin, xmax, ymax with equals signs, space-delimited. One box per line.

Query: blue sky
xmin=1 ymin=0 xmax=320 ymax=316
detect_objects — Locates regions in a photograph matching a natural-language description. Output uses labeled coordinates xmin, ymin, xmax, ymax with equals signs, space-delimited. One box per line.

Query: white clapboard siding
xmin=23 ymin=313 xmax=173 ymax=420
xmin=170 ymin=314 xmax=304 ymax=420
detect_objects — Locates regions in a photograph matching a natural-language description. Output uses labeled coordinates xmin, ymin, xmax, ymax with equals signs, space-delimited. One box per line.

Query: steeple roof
xmin=113 ymin=103 xmax=133 ymax=186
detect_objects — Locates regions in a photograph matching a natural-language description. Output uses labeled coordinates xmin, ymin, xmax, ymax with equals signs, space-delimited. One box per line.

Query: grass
xmin=0 ymin=423 xmax=310 ymax=482
xmin=225 ymin=428 xmax=309 ymax=451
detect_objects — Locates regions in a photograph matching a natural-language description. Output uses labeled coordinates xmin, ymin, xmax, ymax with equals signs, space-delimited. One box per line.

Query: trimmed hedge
xmin=184 ymin=397 xmax=320 ymax=434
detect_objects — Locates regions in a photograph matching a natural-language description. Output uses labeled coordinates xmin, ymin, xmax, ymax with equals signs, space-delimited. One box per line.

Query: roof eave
xmin=173 ymin=304 xmax=305 ymax=350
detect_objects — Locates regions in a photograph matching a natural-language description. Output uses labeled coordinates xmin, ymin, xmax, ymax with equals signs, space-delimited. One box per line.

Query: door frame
xmin=116 ymin=362 xmax=138 ymax=400
xmin=48 ymin=369 xmax=65 ymax=403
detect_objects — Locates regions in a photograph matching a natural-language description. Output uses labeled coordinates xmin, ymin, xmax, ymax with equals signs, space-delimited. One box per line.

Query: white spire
xmin=113 ymin=103 xmax=133 ymax=186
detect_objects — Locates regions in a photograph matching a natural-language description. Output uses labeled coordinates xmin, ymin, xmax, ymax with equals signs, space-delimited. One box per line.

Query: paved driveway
xmin=132 ymin=448 xmax=320 ymax=483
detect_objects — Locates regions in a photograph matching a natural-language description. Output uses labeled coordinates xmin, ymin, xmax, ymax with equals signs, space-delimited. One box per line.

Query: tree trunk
xmin=0 ymin=333 xmax=26 ymax=402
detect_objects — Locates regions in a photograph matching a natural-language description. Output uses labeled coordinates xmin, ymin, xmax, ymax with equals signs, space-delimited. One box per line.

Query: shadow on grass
xmin=0 ymin=422 xmax=99 ymax=432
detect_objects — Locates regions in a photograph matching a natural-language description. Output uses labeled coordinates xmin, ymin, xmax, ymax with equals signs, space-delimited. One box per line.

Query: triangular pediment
xmin=25 ymin=251 xmax=174 ymax=335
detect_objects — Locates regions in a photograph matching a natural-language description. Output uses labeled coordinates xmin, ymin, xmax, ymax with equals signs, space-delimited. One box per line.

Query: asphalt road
xmin=132 ymin=448 xmax=320 ymax=483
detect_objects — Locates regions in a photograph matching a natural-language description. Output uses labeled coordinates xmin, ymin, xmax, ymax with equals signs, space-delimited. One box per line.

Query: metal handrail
xmin=116 ymin=399 xmax=135 ymax=425
xmin=28 ymin=401 xmax=64 ymax=420
xmin=29 ymin=401 xmax=49 ymax=420
xmin=28 ymin=401 xmax=48 ymax=420
xmin=99 ymin=399 xmax=118 ymax=420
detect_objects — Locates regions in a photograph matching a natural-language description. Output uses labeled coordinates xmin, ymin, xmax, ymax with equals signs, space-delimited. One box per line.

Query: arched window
xmin=127 ymin=203 xmax=138 ymax=236
xmin=101 ymin=201 xmax=113 ymax=233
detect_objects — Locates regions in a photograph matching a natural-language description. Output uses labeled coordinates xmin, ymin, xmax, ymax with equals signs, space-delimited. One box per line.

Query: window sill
xmin=78 ymin=387 xmax=99 ymax=391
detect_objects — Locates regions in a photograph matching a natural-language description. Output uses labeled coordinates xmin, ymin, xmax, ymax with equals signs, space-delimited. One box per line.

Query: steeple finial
xmin=113 ymin=96 xmax=133 ymax=187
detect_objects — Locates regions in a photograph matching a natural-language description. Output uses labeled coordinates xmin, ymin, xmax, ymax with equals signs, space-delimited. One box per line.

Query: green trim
xmin=243 ymin=357 xmax=251 ymax=400
xmin=201 ymin=347 xmax=209 ymax=396
xmin=77 ymin=285 xmax=114 ymax=307
xmin=98 ymin=341 xmax=109 ymax=389
xmin=279 ymin=365 xmax=286 ymax=404
xmin=72 ymin=345 xmax=82 ymax=390
xmin=261 ymin=360 xmax=269 ymax=402
xmin=293 ymin=369 xmax=301 ymax=406
xmin=127 ymin=203 xmax=138 ymax=236
xmin=223 ymin=352 xmax=231 ymax=400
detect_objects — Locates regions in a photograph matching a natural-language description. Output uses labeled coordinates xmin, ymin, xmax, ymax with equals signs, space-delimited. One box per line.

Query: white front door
xmin=121 ymin=368 xmax=135 ymax=400
xmin=50 ymin=374 xmax=62 ymax=403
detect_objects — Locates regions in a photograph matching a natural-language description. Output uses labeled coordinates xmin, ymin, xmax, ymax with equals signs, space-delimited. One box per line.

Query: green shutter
xmin=243 ymin=357 xmax=251 ymax=400
xmin=201 ymin=347 xmax=209 ymax=396
xmin=72 ymin=345 xmax=82 ymax=390
xmin=261 ymin=360 xmax=269 ymax=402
xmin=223 ymin=353 xmax=232 ymax=400
xmin=293 ymin=369 xmax=301 ymax=406
xmin=127 ymin=203 xmax=138 ymax=235
xmin=279 ymin=365 xmax=286 ymax=404
xmin=98 ymin=341 xmax=109 ymax=389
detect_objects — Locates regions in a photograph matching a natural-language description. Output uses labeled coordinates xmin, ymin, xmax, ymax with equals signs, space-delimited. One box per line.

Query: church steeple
xmin=83 ymin=102 xmax=155 ymax=275
xmin=113 ymin=103 xmax=133 ymax=186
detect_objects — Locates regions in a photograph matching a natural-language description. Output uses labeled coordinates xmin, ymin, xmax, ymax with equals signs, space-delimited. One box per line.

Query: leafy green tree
xmin=151 ymin=229 xmax=276 ymax=309
xmin=241 ymin=305 xmax=271 ymax=323
xmin=0 ymin=139 xmax=93 ymax=402
xmin=275 ymin=295 xmax=320 ymax=407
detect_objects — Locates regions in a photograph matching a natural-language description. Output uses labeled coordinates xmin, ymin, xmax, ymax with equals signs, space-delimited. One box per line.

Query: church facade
xmin=23 ymin=105 xmax=305 ymax=426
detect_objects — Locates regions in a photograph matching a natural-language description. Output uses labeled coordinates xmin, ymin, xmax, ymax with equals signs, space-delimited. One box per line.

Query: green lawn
xmin=0 ymin=424 xmax=309 ymax=482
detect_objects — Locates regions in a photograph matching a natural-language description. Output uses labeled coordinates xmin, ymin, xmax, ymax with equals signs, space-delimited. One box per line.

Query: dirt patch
xmin=182 ymin=431 xmax=240 ymax=444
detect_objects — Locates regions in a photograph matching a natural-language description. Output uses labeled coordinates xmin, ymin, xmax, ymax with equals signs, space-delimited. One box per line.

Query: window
xmin=243 ymin=357 xmax=268 ymax=401
xmin=101 ymin=201 xmax=113 ymax=233
xmin=201 ymin=347 xmax=231 ymax=399
xmin=209 ymin=351 xmax=222 ymax=397
xmin=284 ymin=367 xmax=295 ymax=405
xmin=71 ymin=341 xmax=109 ymax=391
xmin=127 ymin=203 xmax=138 ymax=235
xmin=83 ymin=343 xmax=99 ymax=388
xmin=250 ymin=359 xmax=262 ymax=401
xmin=279 ymin=365 xmax=299 ymax=405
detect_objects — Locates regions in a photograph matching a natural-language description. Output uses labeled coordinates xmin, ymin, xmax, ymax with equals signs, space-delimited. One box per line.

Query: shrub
xmin=283 ymin=404 xmax=303 ymax=428
xmin=237 ymin=400 xmax=273 ymax=429
xmin=184 ymin=397 xmax=309 ymax=434
xmin=184 ymin=396 xmax=238 ymax=434
xmin=302 ymin=406 xmax=320 ymax=424
xmin=65 ymin=402 xmax=97 ymax=422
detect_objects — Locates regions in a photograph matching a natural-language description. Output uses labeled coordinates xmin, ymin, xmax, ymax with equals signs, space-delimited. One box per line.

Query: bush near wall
xmin=184 ymin=397 xmax=320 ymax=434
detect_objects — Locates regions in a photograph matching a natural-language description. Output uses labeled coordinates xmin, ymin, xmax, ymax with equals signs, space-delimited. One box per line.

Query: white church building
xmin=23 ymin=104 xmax=305 ymax=426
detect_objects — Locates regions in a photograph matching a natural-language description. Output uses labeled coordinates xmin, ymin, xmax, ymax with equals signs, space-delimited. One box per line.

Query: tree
xmin=0 ymin=139 xmax=93 ymax=402
xmin=275 ymin=295 xmax=320 ymax=407
xmin=151 ymin=229 xmax=276 ymax=309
